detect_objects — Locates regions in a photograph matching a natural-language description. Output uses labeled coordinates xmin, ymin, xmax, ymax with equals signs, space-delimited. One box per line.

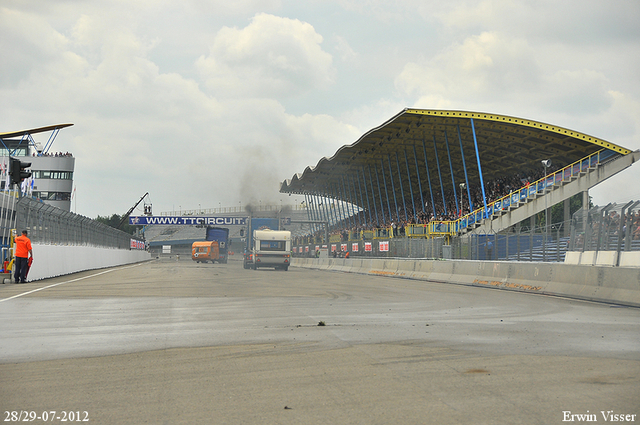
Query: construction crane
xmin=118 ymin=192 xmax=150 ymax=229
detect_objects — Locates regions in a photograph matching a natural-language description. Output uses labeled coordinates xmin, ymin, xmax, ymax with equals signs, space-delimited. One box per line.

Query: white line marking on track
xmin=0 ymin=262 xmax=146 ymax=303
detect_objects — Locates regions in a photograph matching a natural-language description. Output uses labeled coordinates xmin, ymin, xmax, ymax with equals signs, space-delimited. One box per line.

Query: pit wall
xmin=291 ymin=257 xmax=640 ymax=308
xmin=15 ymin=244 xmax=151 ymax=281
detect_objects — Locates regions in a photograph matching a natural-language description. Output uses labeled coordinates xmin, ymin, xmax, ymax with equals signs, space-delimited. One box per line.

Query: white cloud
xmin=186 ymin=0 xmax=282 ymax=16
xmin=0 ymin=7 xmax=69 ymax=87
xmin=334 ymin=35 xmax=358 ymax=63
xmin=196 ymin=13 xmax=335 ymax=98
xmin=395 ymin=32 xmax=539 ymax=105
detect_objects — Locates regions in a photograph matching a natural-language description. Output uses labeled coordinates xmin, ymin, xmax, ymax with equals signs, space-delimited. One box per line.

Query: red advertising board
xmin=379 ymin=241 xmax=389 ymax=252
xmin=130 ymin=239 xmax=145 ymax=250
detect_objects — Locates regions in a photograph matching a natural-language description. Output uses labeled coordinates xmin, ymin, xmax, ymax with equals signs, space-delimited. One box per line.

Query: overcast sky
xmin=2 ymin=0 xmax=639 ymax=219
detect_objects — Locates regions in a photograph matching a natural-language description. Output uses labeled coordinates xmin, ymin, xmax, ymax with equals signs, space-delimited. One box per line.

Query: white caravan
xmin=251 ymin=230 xmax=291 ymax=271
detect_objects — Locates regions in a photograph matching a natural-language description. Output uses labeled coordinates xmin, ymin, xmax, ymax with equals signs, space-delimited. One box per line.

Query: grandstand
xmin=281 ymin=109 xmax=640 ymax=261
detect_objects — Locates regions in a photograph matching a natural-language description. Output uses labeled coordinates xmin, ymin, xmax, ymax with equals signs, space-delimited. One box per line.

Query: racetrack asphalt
xmin=1 ymin=258 xmax=638 ymax=424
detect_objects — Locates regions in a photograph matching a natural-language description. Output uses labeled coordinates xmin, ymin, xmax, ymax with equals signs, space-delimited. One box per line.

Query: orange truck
xmin=191 ymin=241 xmax=220 ymax=263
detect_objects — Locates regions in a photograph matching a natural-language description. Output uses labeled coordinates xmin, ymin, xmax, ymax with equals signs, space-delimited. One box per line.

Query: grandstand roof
xmin=280 ymin=109 xmax=633 ymax=204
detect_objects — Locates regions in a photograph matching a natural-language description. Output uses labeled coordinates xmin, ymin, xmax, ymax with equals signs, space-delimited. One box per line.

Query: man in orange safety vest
xmin=14 ymin=230 xmax=33 ymax=284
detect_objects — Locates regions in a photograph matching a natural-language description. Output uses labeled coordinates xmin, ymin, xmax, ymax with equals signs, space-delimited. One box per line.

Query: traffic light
xmin=9 ymin=157 xmax=32 ymax=186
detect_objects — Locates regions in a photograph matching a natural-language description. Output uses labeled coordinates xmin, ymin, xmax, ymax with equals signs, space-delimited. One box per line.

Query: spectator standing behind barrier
xmin=14 ymin=230 xmax=33 ymax=284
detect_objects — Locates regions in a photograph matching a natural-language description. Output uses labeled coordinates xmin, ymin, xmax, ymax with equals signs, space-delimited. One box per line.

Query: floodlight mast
xmin=541 ymin=160 xmax=552 ymax=252
xmin=459 ymin=183 xmax=466 ymax=217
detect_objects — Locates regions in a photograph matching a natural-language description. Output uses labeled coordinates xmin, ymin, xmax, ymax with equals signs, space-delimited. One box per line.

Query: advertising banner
xmin=379 ymin=241 xmax=389 ymax=252
xmin=352 ymin=242 xmax=359 ymax=252
xmin=130 ymin=239 xmax=145 ymax=250
xmin=129 ymin=216 xmax=247 ymax=226
xmin=364 ymin=242 xmax=372 ymax=252
xmin=331 ymin=244 xmax=337 ymax=252
xmin=341 ymin=243 xmax=347 ymax=252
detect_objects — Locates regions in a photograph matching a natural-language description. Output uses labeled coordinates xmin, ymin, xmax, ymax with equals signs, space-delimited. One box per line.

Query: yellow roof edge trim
xmin=0 ymin=123 xmax=74 ymax=139
xmin=405 ymin=109 xmax=631 ymax=155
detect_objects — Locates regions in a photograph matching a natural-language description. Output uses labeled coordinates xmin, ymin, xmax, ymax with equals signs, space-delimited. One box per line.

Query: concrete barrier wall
xmin=565 ymin=251 xmax=640 ymax=268
xmin=18 ymin=244 xmax=151 ymax=281
xmin=291 ymin=257 xmax=640 ymax=307
xmin=620 ymin=251 xmax=640 ymax=267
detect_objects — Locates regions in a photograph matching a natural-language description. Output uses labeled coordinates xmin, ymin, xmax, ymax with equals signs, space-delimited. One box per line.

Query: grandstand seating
xmin=464 ymin=149 xmax=638 ymax=235
xmin=143 ymin=225 xmax=206 ymax=243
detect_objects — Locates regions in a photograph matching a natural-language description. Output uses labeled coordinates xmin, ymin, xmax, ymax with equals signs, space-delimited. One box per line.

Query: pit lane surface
xmin=1 ymin=258 xmax=638 ymax=424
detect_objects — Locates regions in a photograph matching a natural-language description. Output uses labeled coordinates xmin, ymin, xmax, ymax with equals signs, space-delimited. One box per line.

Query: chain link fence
xmin=452 ymin=225 xmax=568 ymax=262
xmin=568 ymin=203 xmax=640 ymax=253
xmin=0 ymin=195 xmax=141 ymax=249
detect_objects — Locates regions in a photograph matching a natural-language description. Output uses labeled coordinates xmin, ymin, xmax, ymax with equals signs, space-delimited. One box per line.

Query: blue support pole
xmin=380 ymin=159 xmax=392 ymax=222
xmin=404 ymin=149 xmax=417 ymax=221
xmin=309 ymin=193 xmax=319 ymax=233
xmin=341 ymin=176 xmax=353 ymax=229
xmin=395 ymin=152 xmax=408 ymax=221
xmin=368 ymin=165 xmax=380 ymax=227
xmin=357 ymin=169 xmax=372 ymax=225
xmin=314 ymin=193 xmax=324 ymax=233
xmin=355 ymin=172 xmax=365 ymax=226
xmin=310 ymin=194 xmax=320 ymax=232
xmin=304 ymin=194 xmax=314 ymax=233
xmin=330 ymin=184 xmax=343 ymax=229
xmin=348 ymin=174 xmax=362 ymax=228
xmin=337 ymin=182 xmax=350 ymax=229
xmin=470 ymin=118 xmax=488 ymax=218
xmin=412 ymin=144 xmax=425 ymax=214
xmin=334 ymin=183 xmax=345 ymax=229
xmin=433 ymin=134 xmax=447 ymax=217
xmin=322 ymin=193 xmax=333 ymax=229
xmin=388 ymin=155 xmax=400 ymax=222
xmin=457 ymin=125 xmax=473 ymax=211
xmin=311 ymin=193 xmax=321 ymax=230
xmin=328 ymin=190 xmax=339 ymax=229
xmin=444 ymin=129 xmax=459 ymax=216
xmin=374 ymin=163 xmax=386 ymax=225
xmin=313 ymin=193 xmax=324 ymax=229
xmin=422 ymin=139 xmax=436 ymax=218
